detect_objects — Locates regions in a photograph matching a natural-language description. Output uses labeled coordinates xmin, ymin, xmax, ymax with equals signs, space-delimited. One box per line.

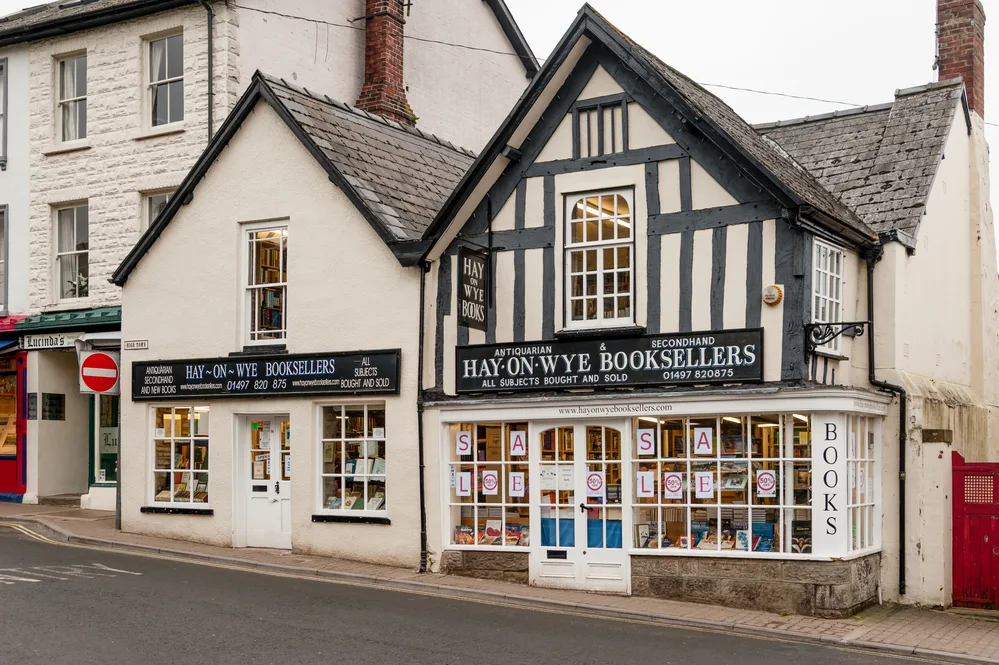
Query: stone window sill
xmin=44 ymin=299 xmax=96 ymax=313
xmin=42 ymin=140 xmax=91 ymax=156
xmin=133 ymin=124 xmax=185 ymax=141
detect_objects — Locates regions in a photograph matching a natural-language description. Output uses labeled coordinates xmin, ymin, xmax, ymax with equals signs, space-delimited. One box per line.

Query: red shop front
xmin=0 ymin=314 xmax=26 ymax=499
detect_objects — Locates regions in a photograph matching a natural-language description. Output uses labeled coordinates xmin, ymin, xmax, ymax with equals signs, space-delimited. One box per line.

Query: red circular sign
xmin=665 ymin=474 xmax=683 ymax=492
xmin=81 ymin=352 xmax=119 ymax=393
xmin=587 ymin=472 xmax=604 ymax=491
xmin=758 ymin=471 xmax=776 ymax=491
xmin=482 ymin=472 xmax=498 ymax=492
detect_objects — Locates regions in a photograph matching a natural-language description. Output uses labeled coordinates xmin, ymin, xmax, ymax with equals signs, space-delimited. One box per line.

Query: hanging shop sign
xmin=457 ymin=247 xmax=488 ymax=332
xmin=455 ymin=329 xmax=763 ymax=393
xmin=132 ymin=350 xmax=400 ymax=400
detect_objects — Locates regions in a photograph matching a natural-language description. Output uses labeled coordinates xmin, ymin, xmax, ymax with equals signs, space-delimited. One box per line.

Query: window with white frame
xmin=56 ymin=204 xmax=88 ymax=299
xmin=813 ymin=241 xmax=845 ymax=352
xmin=847 ymin=415 xmax=876 ymax=551
xmin=148 ymin=34 xmax=184 ymax=127
xmin=448 ymin=422 xmax=530 ymax=547
xmin=631 ymin=414 xmax=814 ymax=554
xmin=152 ymin=406 xmax=210 ymax=504
xmin=1 ymin=58 xmax=7 ymax=167
xmin=57 ymin=54 xmax=87 ymax=142
xmin=142 ymin=190 xmax=173 ymax=232
xmin=565 ymin=190 xmax=633 ymax=328
xmin=246 ymin=227 xmax=287 ymax=342
xmin=319 ymin=405 xmax=386 ymax=512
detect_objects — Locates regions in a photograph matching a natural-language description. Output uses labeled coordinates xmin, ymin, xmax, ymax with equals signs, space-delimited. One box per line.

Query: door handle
xmin=275 ymin=482 xmax=280 ymax=495
xmin=579 ymin=502 xmax=588 ymax=513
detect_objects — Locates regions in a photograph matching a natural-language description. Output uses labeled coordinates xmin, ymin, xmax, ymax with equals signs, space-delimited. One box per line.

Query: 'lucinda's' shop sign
xmin=456 ymin=329 xmax=763 ymax=393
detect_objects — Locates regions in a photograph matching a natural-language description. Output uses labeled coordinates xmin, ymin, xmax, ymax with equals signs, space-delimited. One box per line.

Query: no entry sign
xmin=80 ymin=351 xmax=121 ymax=394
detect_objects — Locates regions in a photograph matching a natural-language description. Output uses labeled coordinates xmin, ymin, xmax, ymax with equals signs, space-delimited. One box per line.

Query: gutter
xmin=196 ymin=0 xmax=215 ymax=143
xmin=417 ymin=262 xmax=429 ymax=573
xmin=865 ymin=248 xmax=907 ymax=597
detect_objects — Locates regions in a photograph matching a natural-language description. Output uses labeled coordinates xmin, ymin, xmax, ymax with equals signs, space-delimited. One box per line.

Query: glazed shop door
xmin=532 ymin=423 xmax=629 ymax=593
xmin=245 ymin=417 xmax=292 ymax=549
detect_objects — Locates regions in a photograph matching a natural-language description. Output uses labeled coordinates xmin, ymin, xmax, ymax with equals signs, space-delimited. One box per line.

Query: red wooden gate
xmin=952 ymin=451 xmax=999 ymax=608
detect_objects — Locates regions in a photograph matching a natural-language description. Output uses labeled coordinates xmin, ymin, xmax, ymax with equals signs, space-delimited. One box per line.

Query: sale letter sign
xmin=693 ymin=428 xmax=714 ymax=455
xmin=481 ymin=470 xmax=499 ymax=495
xmin=636 ymin=471 xmax=655 ymax=497
xmin=637 ymin=429 xmax=656 ymax=457
xmin=695 ymin=471 xmax=714 ymax=499
xmin=456 ymin=471 xmax=472 ymax=496
xmin=509 ymin=472 xmax=525 ymax=497
xmin=510 ymin=430 xmax=527 ymax=457
xmin=456 ymin=431 xmax=472 ymax=457
xmin=663 ymin=472 xmax=684 ymax=499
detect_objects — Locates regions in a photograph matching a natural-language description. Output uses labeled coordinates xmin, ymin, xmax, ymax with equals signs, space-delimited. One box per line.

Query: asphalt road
xmin=0 ymin=527 xmax=949 ymax=665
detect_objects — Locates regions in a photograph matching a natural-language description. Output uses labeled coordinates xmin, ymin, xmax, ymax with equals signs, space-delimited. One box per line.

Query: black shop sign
xmin=458 ymin=247 xmax=488 ymax=332
xmin=456 ymin=329 xmax=763 ymax=393
xmin=133 ymin=350 xmax=400 ymax=400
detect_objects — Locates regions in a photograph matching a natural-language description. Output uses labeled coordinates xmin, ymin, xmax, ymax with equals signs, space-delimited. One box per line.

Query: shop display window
xmin=246 ymin=227 xmax=288 ymax=343
xmin=848 ymin=415 xmax=877 ymax=551
xmin=448 ymin=422 xmax=529 ymax=547
xmin=319 ymin=405 xmax=386 ymax=513
xmin=631 ymin=414 xmax=813 ymax=554
xmin=152 ymin=406 xmax=209 ymax=504
xmin=0 ymin=369 xmax=15 ymax=456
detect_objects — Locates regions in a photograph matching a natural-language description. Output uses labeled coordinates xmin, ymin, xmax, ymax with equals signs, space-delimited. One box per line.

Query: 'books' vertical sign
xmin=458 ymin=247 xmax=488 ymax=332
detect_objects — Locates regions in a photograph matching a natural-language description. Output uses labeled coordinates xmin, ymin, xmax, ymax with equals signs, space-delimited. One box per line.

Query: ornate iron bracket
xmin=804 ymin=321 xmax=868 ymax=355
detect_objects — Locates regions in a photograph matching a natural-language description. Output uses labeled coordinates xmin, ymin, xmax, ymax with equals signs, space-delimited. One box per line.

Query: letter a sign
xmin=509 ymin=430 xmax=527 ymax=457
xmin=693 ymin=427 xmax=713 ymax=455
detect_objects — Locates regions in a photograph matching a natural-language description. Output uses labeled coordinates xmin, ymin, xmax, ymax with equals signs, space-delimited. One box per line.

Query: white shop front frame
xmin=437 ymin=388 xmax=889 ymax=592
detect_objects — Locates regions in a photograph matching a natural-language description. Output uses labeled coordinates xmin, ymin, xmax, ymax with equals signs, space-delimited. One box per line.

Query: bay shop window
xmin=445 ymin=414 xmax=879 ymax=557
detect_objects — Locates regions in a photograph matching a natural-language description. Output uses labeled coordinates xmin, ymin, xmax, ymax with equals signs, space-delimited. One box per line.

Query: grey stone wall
xmin=632 ymin=553 xmax=881 ymax=618
xmin=440 ymin=551 xmax=529 ymax=584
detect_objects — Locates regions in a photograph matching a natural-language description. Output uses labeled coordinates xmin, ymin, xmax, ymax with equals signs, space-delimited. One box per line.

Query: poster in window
xmin=456 ymin=471 xmax=472 ymax=496
xmin=694 ymin=471 xmax=714 ymax=499
xmin=481 ymin=469 xmax=499 ymax=495
xmin=663 ymin=472 xmax=684 ymax=499
xmin=455 ymin=430 xmax=472 ymax=456
xmin=637 ymin=429 xmax=656 ymax=456
xmin=509 ymin=430 xmax=527 ymax=457
xmin=457 ymin=247 xmax=488 ymax=332
xmin=636 ymin=471 xmax=655 ymax=497
xmin=692 ymin=427 xmax=713 ymax=455
xmin=756 ymin=469 xmax=777 ymax=497
xmin=509 ymin=472 xmax=526 ymax=497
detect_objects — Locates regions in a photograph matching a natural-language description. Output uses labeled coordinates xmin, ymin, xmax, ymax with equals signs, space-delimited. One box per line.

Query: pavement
xmin=2 ymin=502 xmax=998 ymax=664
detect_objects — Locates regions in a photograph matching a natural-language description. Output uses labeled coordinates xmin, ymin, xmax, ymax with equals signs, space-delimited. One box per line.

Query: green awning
xmin=15 ymin=306 xmax=121 ymax=333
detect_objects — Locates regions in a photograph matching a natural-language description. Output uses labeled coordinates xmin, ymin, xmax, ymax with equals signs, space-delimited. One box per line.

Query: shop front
xmin=429 ymin=332 xmax=890 ymax=617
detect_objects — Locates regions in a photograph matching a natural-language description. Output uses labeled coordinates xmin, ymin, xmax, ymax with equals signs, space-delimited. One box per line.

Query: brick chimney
xmin=354 ymin=0 xmax=417 ymax=126
xmin=937 ymin=0 xmax=986 ymax=116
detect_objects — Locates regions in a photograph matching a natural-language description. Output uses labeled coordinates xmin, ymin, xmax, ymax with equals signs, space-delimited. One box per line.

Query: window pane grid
xmin=153 ymin=406 xmax=209 ymax=504
xmin=812 ymin=241 xmax=845 ymax=351
xmin=247 ymin=228 xmax=287 ymax=342
xmin=56 ymin=205 xmax=89 ymax=299
xmin=320 ymin=405 xmax=387 ymax=512
xmin=58 ymin=55 xmax=87 ymax=141
xmin=566 ymin=190 xmax=633 ymax=325
xmin=149 ymin=34 xmax=184 ymax=126
xmin=449 ymin=423 xmax=530 ymax=547
xmin=632 ymin=415 xmax=811 ymax=554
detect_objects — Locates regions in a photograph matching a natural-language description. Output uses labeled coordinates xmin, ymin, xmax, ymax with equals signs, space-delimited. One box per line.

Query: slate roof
xmin=264 ymin=74 xmax=475 ymax=242
xmin=757 ymin=80 xmax=965 ymax=236
xmin=605 ymin=15 xmax=876 ymax=242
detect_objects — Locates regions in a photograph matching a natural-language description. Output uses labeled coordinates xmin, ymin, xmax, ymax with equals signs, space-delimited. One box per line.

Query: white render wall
xmin=0 ymin=44 xmax=30 ymax=316
xmin=234 ymin=0 xmax=531 ymax=152
xmin=120 ymin=103 xmax=423 ymax=566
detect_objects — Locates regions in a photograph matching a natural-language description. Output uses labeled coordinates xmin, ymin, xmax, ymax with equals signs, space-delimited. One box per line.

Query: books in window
xmin=193 ymin=491 xmax=209 ymax=503
xmin=455 ymin=525 xmax=475 ymax=545
xmin=366 ymin=491 xmax=385 ymax=511
xmin=344 ymin=490 xmax=363 ymax=510
xmin=371 ymin=458 xmax=386 ymax=475
xmin=325 ymin=496 xmax=342 ymax=510
xmin=478 ymin=519 xmax=503 ymax=545
xmin=504 ymin=523 xmax=522 ymax=545
xmin=155 ymin=490 xmax=172 ymax=502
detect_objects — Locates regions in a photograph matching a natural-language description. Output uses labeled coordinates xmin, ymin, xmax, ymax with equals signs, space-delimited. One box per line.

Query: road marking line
xmin=0 ymin=524 xmax=958 ymax=664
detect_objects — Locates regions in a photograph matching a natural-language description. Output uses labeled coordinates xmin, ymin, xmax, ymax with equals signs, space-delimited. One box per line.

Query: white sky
xmin=1 ymin=0 xmax=997 ymax=224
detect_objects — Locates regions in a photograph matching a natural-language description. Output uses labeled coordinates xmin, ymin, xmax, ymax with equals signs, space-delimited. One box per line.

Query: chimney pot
xmin=937 ymin=0 xmax=986 ymax=116
xmin=355 ymin=0 xmax=417 ymax=126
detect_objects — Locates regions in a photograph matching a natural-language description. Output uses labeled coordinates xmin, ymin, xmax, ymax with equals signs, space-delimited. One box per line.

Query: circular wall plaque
xmin=762 ymin=285 xmax=784 ymax=307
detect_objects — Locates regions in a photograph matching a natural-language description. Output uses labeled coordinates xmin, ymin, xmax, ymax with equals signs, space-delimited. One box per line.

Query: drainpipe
xmin=196 ymin=0 xmax=215 ymax=142
xmin=417 ymin=261 xmax=429 ymax=573
xmin=865 ymin=248 xmax=907 ymax=597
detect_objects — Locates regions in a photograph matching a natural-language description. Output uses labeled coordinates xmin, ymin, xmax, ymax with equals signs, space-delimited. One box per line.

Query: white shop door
xmin=531 ymin=423 xmax=630 ymax=593
xmin=246 ymin=417 xmax=292 ymax=549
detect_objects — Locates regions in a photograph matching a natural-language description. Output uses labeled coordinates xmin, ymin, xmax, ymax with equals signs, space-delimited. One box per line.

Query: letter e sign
xmin=693 ymin=427 xmax=714 ymax=455
xmin=456 ymin=431 xmax=472 ymax=457
xmin=509 ymin=430 xmax=527 ymax=457
xmin=637 ymin=429 xmax=656 ymax=456
xmin=695 ymin=471 xmax=714 ymax=499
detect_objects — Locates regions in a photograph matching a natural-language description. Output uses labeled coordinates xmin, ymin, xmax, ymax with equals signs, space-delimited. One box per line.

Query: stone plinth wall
xmin=440 ymin=551 xmax=529 ymax=584
xmin=632 ymin=553 xmax=881 ymax=618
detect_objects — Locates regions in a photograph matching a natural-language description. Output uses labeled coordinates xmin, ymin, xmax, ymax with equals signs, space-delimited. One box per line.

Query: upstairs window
xmin=149 ymin=34 xmax=184 ymax=127
xmin=813 ymin=241 xmax=845 ymax=352
xmin=56 ymin=204 xmax=89 ymax=299
xmin=573 ymin=97 xmax=628 ymax=159
xmin=142 ymin=190 xmax=174 ymax=232
xmin=564 ymin=190 xmax=634 ymax=329
xmin=58 ymin=54 xmax=87 ymax=142
xmin=246 ymin=227 xmax=287 ymax=343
